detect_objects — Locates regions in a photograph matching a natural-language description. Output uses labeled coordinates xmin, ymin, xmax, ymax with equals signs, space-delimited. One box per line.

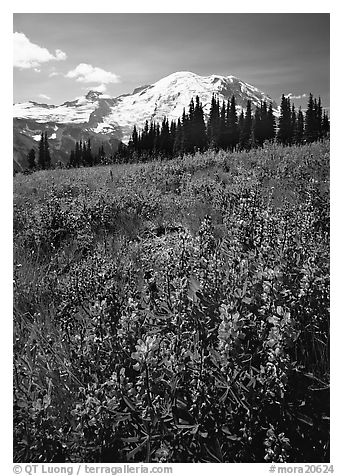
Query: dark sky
xmin=13 ymin=13 xmax=330 ymax=109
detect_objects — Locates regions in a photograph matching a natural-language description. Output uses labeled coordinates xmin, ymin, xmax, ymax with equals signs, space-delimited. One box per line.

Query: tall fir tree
xmin=82 ymin=141 xmax=87 ymax=165
xmin=239 ymin=100 xmax=253 ymax=150
xmin=38 ymin=133 xmax=45 ymax=169
xmin=148 ymin=122 xmax=156 ymax=154
xmin=277 ymin=95 xmax=292 ymax=145
xmin=27 ymin=148 xmax=36 ymax=169
xmin=291 ymin=103 xmax=297 ymax=144
xmin=193 ymin=96 xmax=207 ymax=151
xmin=86 ymin=138 xmax=93 ymax=166
xmin=237 ymin=110 xmax=245 ymax=148
xmin=305 ymin=93 xmax=316 ymax=142
xmin=207 ymin=94 xmax=220 ymax=149
xmin=218 ymin=101 xmax=226 ymax=149
xmin=75 ymin=141 xmax=81 ymax=167
xmin=154 ymin=123 xmax=161 ymax=155
xmin=227 ymin=95 xmax=239 ymax=151
xmin=322 ymin=110 xmax=330 ymax=137
xmin=173 ymin=118 xmax=183 ymax=155
xmin=181 ymin=108 xmax=191 ymax=153
xmin=170 ymin=120 xmax=177 ymax=152
xmin=141 ymin=120 xmax=150 ymax=153
xmin=132 ymin=125 xmax=139 ymax=149
xmin=266 ymin=103 xmax=276 ymax=142
xmin=160 ymin=117 xmax=172 ymax=155
xmin=69 ymin=149 xmax=76 ymax=167
xmin=44 ymin=132 xmax=51 ymax=168
xmin=260 ymin=101 xmax=269 ymax=144
xmin=99 ymin=144 xmax=105 ymax=162
xmin=315 ymin=96 xmax=323 ymax=140
xmin=188 ymin=98 xmax=196 ymax=151
xmin=253 ymin=103 xmax=263 ymax=147
xmin=295 ymin=107 xmax=304 ymax=144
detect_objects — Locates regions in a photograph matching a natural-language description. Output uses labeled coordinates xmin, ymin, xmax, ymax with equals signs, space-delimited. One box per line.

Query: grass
xmin=13 ymin=141 xmax=329 ymax=463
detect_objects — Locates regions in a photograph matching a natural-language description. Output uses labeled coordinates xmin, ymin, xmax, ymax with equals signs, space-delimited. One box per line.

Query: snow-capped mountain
xmin=13 ymin=71 xmax=277 ymax=169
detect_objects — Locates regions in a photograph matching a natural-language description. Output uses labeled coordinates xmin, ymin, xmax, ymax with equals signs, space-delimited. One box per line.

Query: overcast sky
xmin=13 ymin=13 xmax=330 ymax=110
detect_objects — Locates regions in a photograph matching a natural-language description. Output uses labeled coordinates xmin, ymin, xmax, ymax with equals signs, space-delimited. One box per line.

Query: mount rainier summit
xmin=13 ymin=71 xmax=277 ymax=170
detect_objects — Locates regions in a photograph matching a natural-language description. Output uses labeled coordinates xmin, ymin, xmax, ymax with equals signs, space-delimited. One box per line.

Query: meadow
xmin=13 ymin=141 xmax=329 ymax=463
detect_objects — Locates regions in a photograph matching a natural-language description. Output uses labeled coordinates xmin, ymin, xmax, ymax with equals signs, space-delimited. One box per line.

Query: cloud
xmin=88 ymin=83 xmax=108 ymax=93
xmin=38 ymin=94 xmax=51 ymax=101
xmin=55 ymin=50 xmax=67 ymax=61
xmin=65 ymin=63 xmax=120 ymax=85
xmin=14 ymin=32 xmax=67 ymax=69
xmin=48 ymin=72 xmax=59 ymax=77
xmin=285 ymin=93 xmax=307 ymax=100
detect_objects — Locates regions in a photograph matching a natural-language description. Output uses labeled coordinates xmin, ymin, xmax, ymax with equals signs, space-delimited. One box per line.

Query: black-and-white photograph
xmin=12 ymin=11 xmax=330 ymax=466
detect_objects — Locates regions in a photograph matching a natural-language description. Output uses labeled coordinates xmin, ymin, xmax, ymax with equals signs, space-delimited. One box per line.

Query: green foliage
xmin=14 ymin=141 xmax=329 ymax=463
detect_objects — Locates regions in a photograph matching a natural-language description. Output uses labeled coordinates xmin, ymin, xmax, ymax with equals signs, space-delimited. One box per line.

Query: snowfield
xmin=13 ymin=97 xmax=100 ymax=124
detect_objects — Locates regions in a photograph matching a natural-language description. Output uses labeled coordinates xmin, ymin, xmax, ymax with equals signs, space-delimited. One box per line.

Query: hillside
xmin=14 ymin=141 xmax=329 ymax=463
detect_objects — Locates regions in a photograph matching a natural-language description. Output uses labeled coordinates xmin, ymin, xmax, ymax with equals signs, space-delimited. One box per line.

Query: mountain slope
xmin=13 ymin=71 xmax=277 ymax=170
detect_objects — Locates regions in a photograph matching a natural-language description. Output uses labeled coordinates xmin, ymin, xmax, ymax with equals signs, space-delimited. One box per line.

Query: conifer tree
xmin=181 ymin=108 xmax=191 ymax=153
xmin=291 ymin=103 xmax=297 ymax=144
xmin=207 ymin=94 xmax=220 ymax=149
xmin=173 ymin=118 xmax=183 ymax=155
xmin=266 ymin=103 xmax=276 ymax=142
xmin=315 ymin=97 xmax=323 ymax=140
xmin=188 ymin=98 xmax=195 ymax=150
xmin=277 ymin=95 xmax=292 ymax=145
xmin=132 ymin=125 xmax=139 ymax=150
xmin=295 ymin=107 xmax=304 ymax=144
xmin=75 ymin=141 xmax=81 ymax=167
xmin=154 ymin=123 xmax=161 ymax=155
xmin=253 ymin=103 xmax=263 ymax=147
xmin=240 ymin=100 xmax=253 ymax=150
xmin=219 ymin=101 xmax=228 ymax=149
xmin=259 ymin=101 xmax=269 ymax=144
xmin=227 ymin=95 xmax=239 ymax=151
xmin=88 ymin=138 xmax=93 ymax=165
xmin=141 ymin=121 xmax=150 ymax=154
xmin=322 ymin=110 xmax=330 ymax=137
xmin=238 ymin=110 xmax=245 ymax=149
xmin=44 ymin=132 xmax=51 ymax=168
xmin=82 ymin=141 xmax=87 ymax=166
xmin=160 ymin=117 xmax=171 ymax=156
xmin=194 ymin=96 xmax=207 ymax=151
xmin=170 ymin=120 xmax=177 ymax=152
xmin=69 ymin=149 xmax=75 ymax=167
xmin=38 ymin=132 xmax=45 ymax=169
xmin=27 ymin=148 xmax=36 ymax=169
xmin=99 ymin=144 xmax=105 ymax=162
xmin=83 ymin=138 xmax=93 ymax=166
xmin=305 ymin=93 xmax=316 ymax=142
xmin=148 ymin=122 xmax=156 ymax=155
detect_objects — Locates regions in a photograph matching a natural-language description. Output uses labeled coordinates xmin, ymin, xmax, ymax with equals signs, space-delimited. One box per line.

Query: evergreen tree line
xmin=117 ymin=92 xmax=329 ymax=162
xmin=277 ymin=93 xmax=329 ymax=146
xmin=68 ymin=139 xmax=98 ymax=168
xmin=26 ymin=93 xmax=330 ymax=171
xmin=26 ymin=135 xmax=106 ymax=171
xmin=68 ymin=141 xmax=110 ymax=168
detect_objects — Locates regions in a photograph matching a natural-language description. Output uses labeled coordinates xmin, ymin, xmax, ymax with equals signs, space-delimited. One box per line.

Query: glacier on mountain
xmin=14 ymin=71 xmax=276 ymax=143
xmin=13 ymin=71 xmax=277 ymax=169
